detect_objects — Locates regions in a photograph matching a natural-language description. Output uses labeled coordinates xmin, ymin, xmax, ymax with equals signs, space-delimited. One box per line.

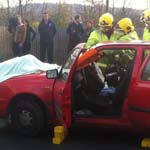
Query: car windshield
xmin=61 ymin=47 xmax=81 ymax=81
xmin=64 ymin=48 xmax=81 ymax=69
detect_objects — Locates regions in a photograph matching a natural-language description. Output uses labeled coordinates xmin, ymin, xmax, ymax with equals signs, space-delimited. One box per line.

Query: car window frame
xmin=59 ymin=47 xmax=82 ymax=82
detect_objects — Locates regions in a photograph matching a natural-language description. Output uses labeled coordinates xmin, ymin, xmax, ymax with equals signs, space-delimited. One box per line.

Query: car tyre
xmin=10 ymin=100 xmax=44 ymax=136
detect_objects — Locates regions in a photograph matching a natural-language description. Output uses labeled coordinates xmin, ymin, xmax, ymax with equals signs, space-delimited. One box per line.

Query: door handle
xmin=58 ymin=90 xmax=63 ymax=96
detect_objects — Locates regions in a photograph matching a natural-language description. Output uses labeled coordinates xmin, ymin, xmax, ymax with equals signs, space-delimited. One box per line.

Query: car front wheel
xmin=10 ymin=100 xmax=44 ymax=136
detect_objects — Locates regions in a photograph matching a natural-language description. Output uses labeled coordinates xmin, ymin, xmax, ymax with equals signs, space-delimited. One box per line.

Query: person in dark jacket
xmin=84 ymin=20 xmax=95 ymax=42
xmin=38 ymin=12 xmax=56 ymax=63
xmin=66 ymin=15 xmax=84 ymax=53
xmin=23 ymin=19 xmax=36 ymax=55
xmin=8 ymin=16 xmax=18 ymax=57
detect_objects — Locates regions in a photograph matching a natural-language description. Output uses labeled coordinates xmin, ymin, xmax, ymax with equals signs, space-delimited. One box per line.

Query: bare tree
xmin=9 ymin=0 xmax=33 ymax=17
xmin=121 ymin=0 xmax=131 ymax=17
xmin=6 ymin=0 xmax=10 ymax=19
xmin=22 ymin=0 xmax=33 ymax=17
xmin=42 ymin=0 xmax=49 ymax=13
xmin=0 ymin=3 xmax=8 ymax=25
xmin=106 ymin=0 xmax=109 ymax=12
xmin=52 ymin=2 xmax=70 ymax=27
xmin=19 ymin=0 xmax=23 ymax=16
xmin=82 ymin=0 xmax=104 ymax=26
xmin=112 ymin=0 xmax=114 ymax=14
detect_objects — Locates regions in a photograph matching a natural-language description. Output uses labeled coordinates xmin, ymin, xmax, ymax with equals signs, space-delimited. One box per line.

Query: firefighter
xmin=85 ymin=13 xmax=118 ymax=49
xmin=114 ymin=18 xmax=139 ymax=62
xmin=140 ymin=10 xmax=150 ymax=41
xmin=114 ymin=18 xmax=139 ymax=41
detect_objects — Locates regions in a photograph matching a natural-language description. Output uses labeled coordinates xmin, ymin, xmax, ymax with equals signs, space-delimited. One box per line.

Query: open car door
xmin=52 ymin=46 xmax=104 ymax=129
xmin=76 ymin=48 xmax=103 ymax=71
xmin=53 ymin=77 xmax=72 ymax=128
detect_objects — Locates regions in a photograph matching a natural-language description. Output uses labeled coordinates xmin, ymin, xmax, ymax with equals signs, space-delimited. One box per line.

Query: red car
xmin=1 ymin=41 xmax=150 ymax=136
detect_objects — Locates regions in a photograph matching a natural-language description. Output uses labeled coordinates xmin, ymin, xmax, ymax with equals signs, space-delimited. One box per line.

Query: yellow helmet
xmin=117 ymin=18 xmax=134 ymax=34
xmin=141 ymin=10 xmax=150 ymax=24
xmin=98 ymin=13 xmax=113 ymax=27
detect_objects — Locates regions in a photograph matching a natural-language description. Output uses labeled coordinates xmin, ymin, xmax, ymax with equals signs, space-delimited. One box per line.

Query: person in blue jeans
xmin=23 ymin=19 xmax=36 ymax=55
xmin=14 ymin=15 xmax=26 ymax=56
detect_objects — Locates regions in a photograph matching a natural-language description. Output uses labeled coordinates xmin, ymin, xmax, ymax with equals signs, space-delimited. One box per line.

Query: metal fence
xmin=0 ymin=26 xmax=144 ymax=64
xmin=0 ymin=26 xmax=13 ymax=62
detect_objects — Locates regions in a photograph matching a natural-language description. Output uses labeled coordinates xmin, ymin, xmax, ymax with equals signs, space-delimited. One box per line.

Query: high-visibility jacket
xmin=85 ymin=30 xmax=118 ymax=48
xmin=143 ymin=28 xmax=150 ymax=41
xmin=118 ymin=31 xmax=139 ymax=41
xmin=117 ymin=31 xmax=139 ymax=60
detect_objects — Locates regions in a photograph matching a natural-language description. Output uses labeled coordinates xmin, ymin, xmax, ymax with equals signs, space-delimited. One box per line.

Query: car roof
xmin=92 ymin=40 xmax=150 ymax=49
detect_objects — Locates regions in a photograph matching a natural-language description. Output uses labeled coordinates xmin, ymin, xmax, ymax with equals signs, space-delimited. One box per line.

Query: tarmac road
xmin=0 ymin=119 xmax=143 ymax=150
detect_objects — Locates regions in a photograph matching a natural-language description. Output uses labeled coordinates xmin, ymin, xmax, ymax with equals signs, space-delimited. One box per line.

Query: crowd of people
xmin=8 ymin=10 xmax=150 ymax=63
xmin=8 ymin=12 xmax=57 ymax=63
xmin=8 ymin=15 xmax=36 ymax=57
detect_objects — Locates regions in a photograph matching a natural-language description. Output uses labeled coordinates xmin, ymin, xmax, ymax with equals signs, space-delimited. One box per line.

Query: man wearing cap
xmin=38 ymin=12 xmax=56 ymax=63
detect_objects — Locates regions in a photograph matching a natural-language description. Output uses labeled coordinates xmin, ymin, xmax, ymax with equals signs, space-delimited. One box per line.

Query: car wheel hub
xmin=19 ymin=110 xmax=33 ymax=126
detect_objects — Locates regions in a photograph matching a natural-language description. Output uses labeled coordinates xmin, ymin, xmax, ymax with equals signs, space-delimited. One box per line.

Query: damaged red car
xmin=0 ymin=41 xmax=150 ymax=136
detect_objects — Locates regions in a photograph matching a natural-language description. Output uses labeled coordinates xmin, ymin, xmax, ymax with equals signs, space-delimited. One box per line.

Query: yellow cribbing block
xmin=141 ymin=138 xmax=150 ymax=150
xmin=52 ymin=126 xmax=66 ymax=144
xmin=52 ymin=137 xmax=63 ymax=145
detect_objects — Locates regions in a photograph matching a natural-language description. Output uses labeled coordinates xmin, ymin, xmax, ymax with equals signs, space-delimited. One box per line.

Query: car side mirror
xmin=46 ymin=69 xmax=59 ymax=79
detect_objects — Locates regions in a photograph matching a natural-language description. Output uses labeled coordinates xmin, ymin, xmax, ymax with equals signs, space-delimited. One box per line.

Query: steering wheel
xmin=105 ymin=64 xmax=127 ymax=87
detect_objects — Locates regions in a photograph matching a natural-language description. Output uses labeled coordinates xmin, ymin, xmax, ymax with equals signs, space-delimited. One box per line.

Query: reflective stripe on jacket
xmin=143 ymin=28 xmax=150 ymax=41
xmin=85 ymin=30 xmax=118 ymax=48
xmin=118 ymin=31 xmax=139 ymax=41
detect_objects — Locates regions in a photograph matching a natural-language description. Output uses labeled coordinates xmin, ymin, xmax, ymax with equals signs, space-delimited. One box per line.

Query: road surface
xmin=0 ymin=119 xmax=143 ymax=150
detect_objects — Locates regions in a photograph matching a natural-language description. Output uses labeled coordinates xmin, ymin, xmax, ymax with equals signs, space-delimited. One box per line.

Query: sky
xmin=0 ymin=0 xmax=148 ymax=10
xmin=108 ymin=0 xmax=148 ymax=10
xmin=32 ymin=0 xmax=148 ymax=10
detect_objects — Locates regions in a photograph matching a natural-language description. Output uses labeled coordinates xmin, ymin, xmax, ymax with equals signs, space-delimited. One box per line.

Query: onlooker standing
xmin=38 ymin=12 xmax=56 ymax=63
xmin=84 ymin=20 xmax=95 ymax=42
xmin=14 ymin=15 xmax=26 ymax=56
xmin=8 ymin=16 xmax=18 ymax=56
xmin=23 ymin=19 xmax=36 ymax=55
xmin=66 ymin=15 xmax=84 ymax=53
